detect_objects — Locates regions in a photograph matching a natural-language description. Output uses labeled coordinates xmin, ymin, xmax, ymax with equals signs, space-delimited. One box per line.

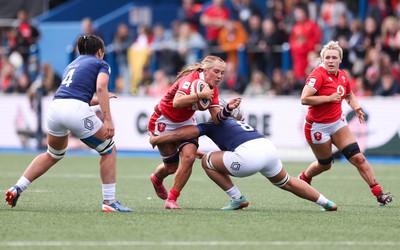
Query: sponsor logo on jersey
xmin=337 ymin=85 xmax=345 ymax=96
xmin=182 ymin=81 xmax=191 ymax=90
xmin=308 ymin=78 xmax=316 ymax=87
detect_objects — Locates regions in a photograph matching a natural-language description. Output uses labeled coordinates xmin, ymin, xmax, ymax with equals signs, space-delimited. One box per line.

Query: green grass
xmin=0 ymin=153 xmax=399 ymax=250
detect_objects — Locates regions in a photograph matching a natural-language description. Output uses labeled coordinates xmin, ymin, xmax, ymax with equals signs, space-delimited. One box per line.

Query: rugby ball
xmin=190 ymin=79 xmax=211 ymax=111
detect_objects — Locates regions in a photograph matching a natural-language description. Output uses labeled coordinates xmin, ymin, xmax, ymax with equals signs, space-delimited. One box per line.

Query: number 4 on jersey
xmin=61 ymin=69 xmax=75 ymax=87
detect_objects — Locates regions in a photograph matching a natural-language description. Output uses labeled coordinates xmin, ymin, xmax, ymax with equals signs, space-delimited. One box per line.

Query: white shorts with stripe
xmin=222 ymin=138 xmax=283 ymax=178
xmin=304 ymin=113 xmax=348 ymax=144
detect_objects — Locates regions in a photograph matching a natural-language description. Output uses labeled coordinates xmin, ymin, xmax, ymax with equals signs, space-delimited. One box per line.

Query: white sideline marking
xmin=0 ymin=241 xmax=399 ymax=247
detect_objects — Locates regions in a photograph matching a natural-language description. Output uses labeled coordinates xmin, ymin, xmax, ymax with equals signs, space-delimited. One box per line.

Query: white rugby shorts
xmin=150 ymin=113 xmax=197 ymax=135
xmin=304 ymin=113 xmax=348 ymax=144
xmin=47 ymin=99 xmax=102 ymax=139
xmin=222 ymin=138 xmax=283 ymax=178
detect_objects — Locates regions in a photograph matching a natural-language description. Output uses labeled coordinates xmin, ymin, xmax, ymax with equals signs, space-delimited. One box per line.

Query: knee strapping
xmin=205 ymin=151 xmax=216 ymax=171
xmin=273 ymin=173 xmax=290 ymax=188
xmin=318 ymin=155 xmax=334 ymax=165
xmin=162 ymin=151 xmax=179 ymax=164
xmin=178 ymin=139 xmax=199 ymax=152
xmin=341 ymin=142 xmax=361 ymax=159
xmin=81 ymin=136 xmax=114 ymax=155
xmin=47 ymin=146 xmax=67 ymax=159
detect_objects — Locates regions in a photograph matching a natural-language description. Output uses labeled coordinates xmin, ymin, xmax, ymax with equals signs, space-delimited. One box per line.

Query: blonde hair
xmin=176 ymin=55 xmax=226 ymax=80
xmin=320 ymin=41 xmax=343 ymax=60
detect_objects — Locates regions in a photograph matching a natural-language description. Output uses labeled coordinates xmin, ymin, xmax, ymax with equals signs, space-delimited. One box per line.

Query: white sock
xmin=315 ymin=194 xmax=329 ymax=206
xmin=16 ymin=176 xmax=31 ymax=192
xmin=102 ymin=183 xmax=116 ymax=202
xmin=225 ymin=185 xmax=242 ymax=200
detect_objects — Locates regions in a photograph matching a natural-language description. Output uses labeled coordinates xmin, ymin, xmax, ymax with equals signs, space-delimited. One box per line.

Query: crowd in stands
xmin=2 ymin=0 xmax=400 ymax=98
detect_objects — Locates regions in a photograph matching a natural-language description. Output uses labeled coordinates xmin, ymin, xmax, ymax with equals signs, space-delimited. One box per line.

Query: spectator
xmin=113 ymin=23 xmax=134 ymax=95
xmin=127 ymin=24 xmax=153 ymax=94
xmin=11 ymin=10 xmax=40 ymax=76
xmin=332 ymin=12 xmax=352 ymax=69
xmin=151 ymin=23 xmax=184 ymax=76
xmin=259 ymin=18 xmax=286 ymax=79
xmin=71 ymin=18 xmax=103 ymax=60
xmin=147 ymin=69 xmax=172 ymax=97
xmin=318 ymin=0 xmax=349 ymax=44
xmin=268 ymin=68 xmax=285 ymax=96
xmin=245 ymin=14 xmax=263 ymax=71
xmin=217 ymin=20 xmax=248 ymax=69
xmin=289 ymin=5 xmax=321 ymax=82
xmin=374 ymin=71 xmax=399 ymax=96
xmin=220 ymin=61 xmax=248 ymax=94
xmin=177 ymin=0 xmax=203 ymax=32
xmin=0 ymin=59 xmax=17 ymax=93
xmin=380 ymin=16 xmax=400 ymax=62
xmin=352 ymin=75 xmax=373 ymax=97
xmin=363 ymin=16 xmax=381 ymax=50
xmin=229 ymin=0 xmax=263 ymax=32
xmin=176 ymin=21 xmax=207 ymax=67
xmin=27 ymin=63 xmax=62 ymax=107
xmin=200 ymin=0 xmax=230 ymax=46
xmin=242 ymin=69 xmax=270 ymax=96
xmin=367 ymin=0 xmax=394 ymax=25
xmin=347 ymin=18 xmax=365 ymax=76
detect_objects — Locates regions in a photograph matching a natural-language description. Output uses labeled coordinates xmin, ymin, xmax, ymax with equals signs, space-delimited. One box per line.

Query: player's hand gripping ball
xmin=190 ymin=79 xmax=211 ymax=111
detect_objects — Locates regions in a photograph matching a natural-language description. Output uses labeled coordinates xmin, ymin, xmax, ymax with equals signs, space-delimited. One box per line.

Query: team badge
xmin=230 ymin=162 xmax=241 ymax=171
xmin=313 ymin=132 xmax=322 ymax=141
xmin=84 ymin=118 xmax=94 ymax=130
xmin=157 ymin=123 xmax=166 ymax=133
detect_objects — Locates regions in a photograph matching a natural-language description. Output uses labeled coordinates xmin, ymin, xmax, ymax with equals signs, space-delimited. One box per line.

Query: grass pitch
xmin=0 ymin=153 xmax=399 ymax=250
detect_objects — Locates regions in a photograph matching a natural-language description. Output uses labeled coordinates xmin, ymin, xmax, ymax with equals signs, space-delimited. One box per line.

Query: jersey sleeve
xmin=177 ymin=78 xmax=192 ymax=95
xmin=305 ymin=68 xmax=323 ymax=91
xmin=99 ymin=60 xmax=110 ymax=75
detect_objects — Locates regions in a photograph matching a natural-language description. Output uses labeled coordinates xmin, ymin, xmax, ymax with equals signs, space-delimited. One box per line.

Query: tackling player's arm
xmin=149 ymin=125 xmax=200 ymax=148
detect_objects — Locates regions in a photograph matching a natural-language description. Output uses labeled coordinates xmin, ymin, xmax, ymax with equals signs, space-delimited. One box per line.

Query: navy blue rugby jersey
xmin=196 ymin=118 xmax=264 ymax=151
xmin=54 ymin=55 xmax=110 ymax=104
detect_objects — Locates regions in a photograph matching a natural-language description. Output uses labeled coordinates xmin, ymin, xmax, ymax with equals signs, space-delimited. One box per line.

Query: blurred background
xmin=0 ymin=0 xmax=399 ymax=162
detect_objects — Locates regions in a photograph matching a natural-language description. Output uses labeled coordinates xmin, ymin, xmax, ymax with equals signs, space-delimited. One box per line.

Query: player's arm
xmin=210 ymin=97 xmax=242 ymax=124
xmin=172 ymin=92 xmax=201 ymax=108
xmin=96 ymin=72 xmax=114 ymax=138
xmin=149 ymin=125 xmax=200 ymax=148
xmin=173 ymin=83 xmax=214 ymax=108
xmin=300 ymin=85 xmax=341 ymax=106
xmin=345 ymin=92 xmax=365 ymax=124
xmin=90 ymin=92 xmax=117 ymax=106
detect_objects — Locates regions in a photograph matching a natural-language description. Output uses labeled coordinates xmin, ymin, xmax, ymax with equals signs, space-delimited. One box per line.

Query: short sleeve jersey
xmin=157 ymin=71 xmax=219 ymax=123
xmin=305 ymin=65 xmax=351 ymax=123
xmin=54 ymin=55 xmax=110 ymax=104
xmin=196 ymin=118 xmax=264 ymax=151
